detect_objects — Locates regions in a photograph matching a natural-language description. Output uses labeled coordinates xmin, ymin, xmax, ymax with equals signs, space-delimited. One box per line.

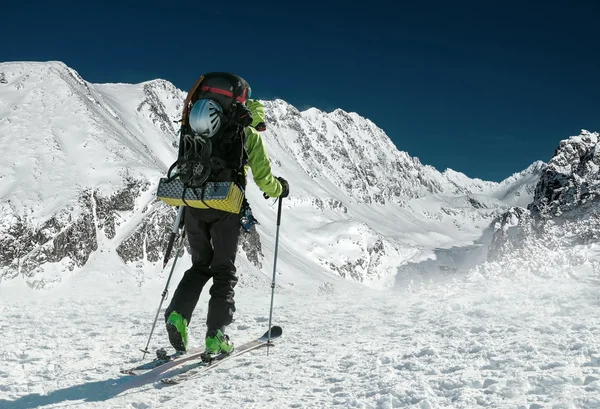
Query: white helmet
xmin=189 ymin=99 xmax=223 ymax=138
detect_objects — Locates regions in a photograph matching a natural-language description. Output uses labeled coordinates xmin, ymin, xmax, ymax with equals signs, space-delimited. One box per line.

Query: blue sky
xmin=2 ymin=0 xmax=598 ymax=181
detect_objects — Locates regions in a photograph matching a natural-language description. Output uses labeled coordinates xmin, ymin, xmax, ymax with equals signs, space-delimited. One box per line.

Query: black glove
xmin=263 ymin=176 xmax=290 ymax=199
xmin=254 ymin=122 xmax=266 ymax=132
xmin=277 ymin=176 xmax=289 ymax=198
xmin=230 ymin=101 xmax=253 ymax=127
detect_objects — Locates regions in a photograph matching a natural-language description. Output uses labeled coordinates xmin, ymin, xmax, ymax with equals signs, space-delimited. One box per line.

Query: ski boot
xmin=203 ymin=328 xmax=234 ymax=361
xmin=166 ymin=311 xmax=188 ymax=353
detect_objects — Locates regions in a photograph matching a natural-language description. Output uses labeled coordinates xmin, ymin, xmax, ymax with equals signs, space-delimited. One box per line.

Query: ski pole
xmin=140 ymin=206 xmax=185 ymax=360
xmin=162 ymin=206 xmax=184 ymax=269
xmin=266 ymin=197 xmax=283 ymax=353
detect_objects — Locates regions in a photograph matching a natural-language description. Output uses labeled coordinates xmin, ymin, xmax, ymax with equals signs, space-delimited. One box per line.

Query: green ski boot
xmin=166 ymin=311 xmax=188 ymax=353
xmin=205 ymin=328 xmax=234 ymax=355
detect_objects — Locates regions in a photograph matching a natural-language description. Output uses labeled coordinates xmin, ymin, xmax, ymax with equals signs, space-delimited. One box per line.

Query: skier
xmin=163 ymin=72 xmax=289 ymax=356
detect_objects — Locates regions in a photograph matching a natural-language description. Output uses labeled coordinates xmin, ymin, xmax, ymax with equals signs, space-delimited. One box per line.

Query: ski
xmin=160 ymin=325 xmax=283 ymax=385
xmin=119 ymin=347 xmax=204 ymax=375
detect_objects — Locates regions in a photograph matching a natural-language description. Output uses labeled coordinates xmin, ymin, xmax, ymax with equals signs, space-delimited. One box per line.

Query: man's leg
xmin=164 ymin=207 xmax=213 ymax=324
xmin=205 ymin=210 xmax=241 ymax=331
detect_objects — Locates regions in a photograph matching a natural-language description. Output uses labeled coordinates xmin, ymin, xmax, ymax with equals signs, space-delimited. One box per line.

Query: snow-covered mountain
xmin=0 ymin=61 xmax=543 ymax=289
xmin=0 ymin=62 xmax=186 ymax=288
xmin=474 ymin=130 xmax=600 ymax=282
xmin=4 ymin=62 xmax=600 ymax=409
xmin=530 ymin=130 xmax=600 ymax=219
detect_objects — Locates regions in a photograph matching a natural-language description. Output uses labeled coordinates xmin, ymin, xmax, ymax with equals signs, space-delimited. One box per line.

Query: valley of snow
xmin=1 ymin=61 xmax=600 ymax=408
xmin=2 ymin=259 xmax=600 ymax=409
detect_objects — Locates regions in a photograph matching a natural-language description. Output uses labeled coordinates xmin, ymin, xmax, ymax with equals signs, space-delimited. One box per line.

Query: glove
xmin=230 ymin=101 xmax=253 ymax=127
xmin=263 ymin=176 xmax=290 ymax=199
xmin=277 ymin=176 xmax=289 ymax=198
xmin=247 ymin=99 xmax=266 ymax=131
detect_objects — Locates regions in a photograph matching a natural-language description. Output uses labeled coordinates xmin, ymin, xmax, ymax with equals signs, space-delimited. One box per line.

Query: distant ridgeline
xmin=0 ymin=61 xmax=559 ymax=289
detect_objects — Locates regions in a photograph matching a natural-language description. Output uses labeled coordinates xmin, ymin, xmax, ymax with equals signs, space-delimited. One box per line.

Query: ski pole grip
xmin=276 ymin=197 xmax=283 ymax=226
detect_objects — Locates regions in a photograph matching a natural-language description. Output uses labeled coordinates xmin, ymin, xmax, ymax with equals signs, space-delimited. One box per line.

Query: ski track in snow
xmin=1 ymin=274 xmax=600 ymax=409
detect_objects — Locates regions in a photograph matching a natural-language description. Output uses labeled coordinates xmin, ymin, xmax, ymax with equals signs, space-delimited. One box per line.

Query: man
xmin=163 ymin=72 xmax=289 ymax=356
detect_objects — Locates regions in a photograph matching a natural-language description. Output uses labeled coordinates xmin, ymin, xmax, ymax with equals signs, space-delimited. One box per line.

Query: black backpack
xmin=167 ymin=72 xmax=252 ymax=190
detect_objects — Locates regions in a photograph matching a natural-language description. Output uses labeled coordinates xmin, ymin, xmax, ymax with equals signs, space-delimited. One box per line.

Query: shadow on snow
xmin=0 ymin=363 xmax=189 ymax=409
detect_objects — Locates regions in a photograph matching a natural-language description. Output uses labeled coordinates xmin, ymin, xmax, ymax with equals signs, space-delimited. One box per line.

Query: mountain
xmin=530 ymin=130 xmax=600 ymax=219
xmin=4 ymin=62 xmax=600 ymax=409
xmin=0 ymin=61 xmax=543 ymax=289
xmin=0 ymin=61 xmax=186 ymax=288
xmin=473 ymin=130 xmax=600 ymax=282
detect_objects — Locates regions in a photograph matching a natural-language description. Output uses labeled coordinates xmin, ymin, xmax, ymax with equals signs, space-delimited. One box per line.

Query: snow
xmin=2 ymin=260 xmax=600 ymax=408
xmin=2 ymin=61 xmax=599 ymax=408
xmin=0 ymin=61 xmax=178 ymax=225
xmin=1 ymin=60 xmax=544 ymax=288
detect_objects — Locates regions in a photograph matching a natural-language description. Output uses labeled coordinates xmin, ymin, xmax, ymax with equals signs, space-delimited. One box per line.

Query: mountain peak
xmin=442 ymin=168 xmax=497 ymax=190
xmin=528 ymin=130 xmax=600 ymax=218
xmin=498 ymin=160 xmax=546 ymax=186
xmin=0 ymin=61 xmax=548 ymax=288
xmin=1 ymin=60 xmax=69 ymax=70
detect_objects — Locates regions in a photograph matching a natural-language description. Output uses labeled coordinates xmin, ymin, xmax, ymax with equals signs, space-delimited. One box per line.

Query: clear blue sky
xmin=2 ymin=0 xmax=598 ymax=181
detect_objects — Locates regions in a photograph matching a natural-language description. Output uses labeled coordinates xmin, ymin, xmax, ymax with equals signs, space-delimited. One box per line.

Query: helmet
xmin=196 ymin=72 xmax=251 ymax=113
xmin=188 ymin=99 xmax=223 ymax=138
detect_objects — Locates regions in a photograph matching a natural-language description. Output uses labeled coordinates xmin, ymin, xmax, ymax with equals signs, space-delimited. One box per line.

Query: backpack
xmin=157 ymin=73 xmax=252 ymax=213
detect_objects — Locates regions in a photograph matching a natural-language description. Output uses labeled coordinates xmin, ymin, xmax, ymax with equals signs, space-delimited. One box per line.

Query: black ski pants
xmin=165 ymin=207 xmax=240 ymax=332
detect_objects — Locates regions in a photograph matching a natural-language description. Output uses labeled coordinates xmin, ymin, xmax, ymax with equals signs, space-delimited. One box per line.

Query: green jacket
xmin=246 ymin=99 xmax=265 ymax=129
xmin=244 ymin=126 xmax=282 ymax=198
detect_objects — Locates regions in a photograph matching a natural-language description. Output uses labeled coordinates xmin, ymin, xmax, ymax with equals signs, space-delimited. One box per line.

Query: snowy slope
xmin=2 ymin=61 xmax=600 ymax=409
xmin=0 ymin=62 xmax=182 ymax=219
xmin=1 ymin=260 xmax=600 ymax=409
xmin=0 ymin=61 xmax=543 ymax=290
xmin=249 ymin=100 xmax=545 ymax=288
xmin=489 ymin=161 xmax=546 ymax=208
xmin=0 ymin=62 xmax=187 ymax=287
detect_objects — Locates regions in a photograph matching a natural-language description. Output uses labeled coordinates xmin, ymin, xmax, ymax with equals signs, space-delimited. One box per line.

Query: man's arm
xmin=247 ymin=99 xmax=266 ymax=131
xmin=245 ymin=127 xmax=282 ymax=198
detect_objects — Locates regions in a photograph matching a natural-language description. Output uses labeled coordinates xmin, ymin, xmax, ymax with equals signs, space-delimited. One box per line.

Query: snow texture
xmin=1 ymin=267 xmax=600 ymax=408
xmin=2 ymin=61 xmax=600 ymax=408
